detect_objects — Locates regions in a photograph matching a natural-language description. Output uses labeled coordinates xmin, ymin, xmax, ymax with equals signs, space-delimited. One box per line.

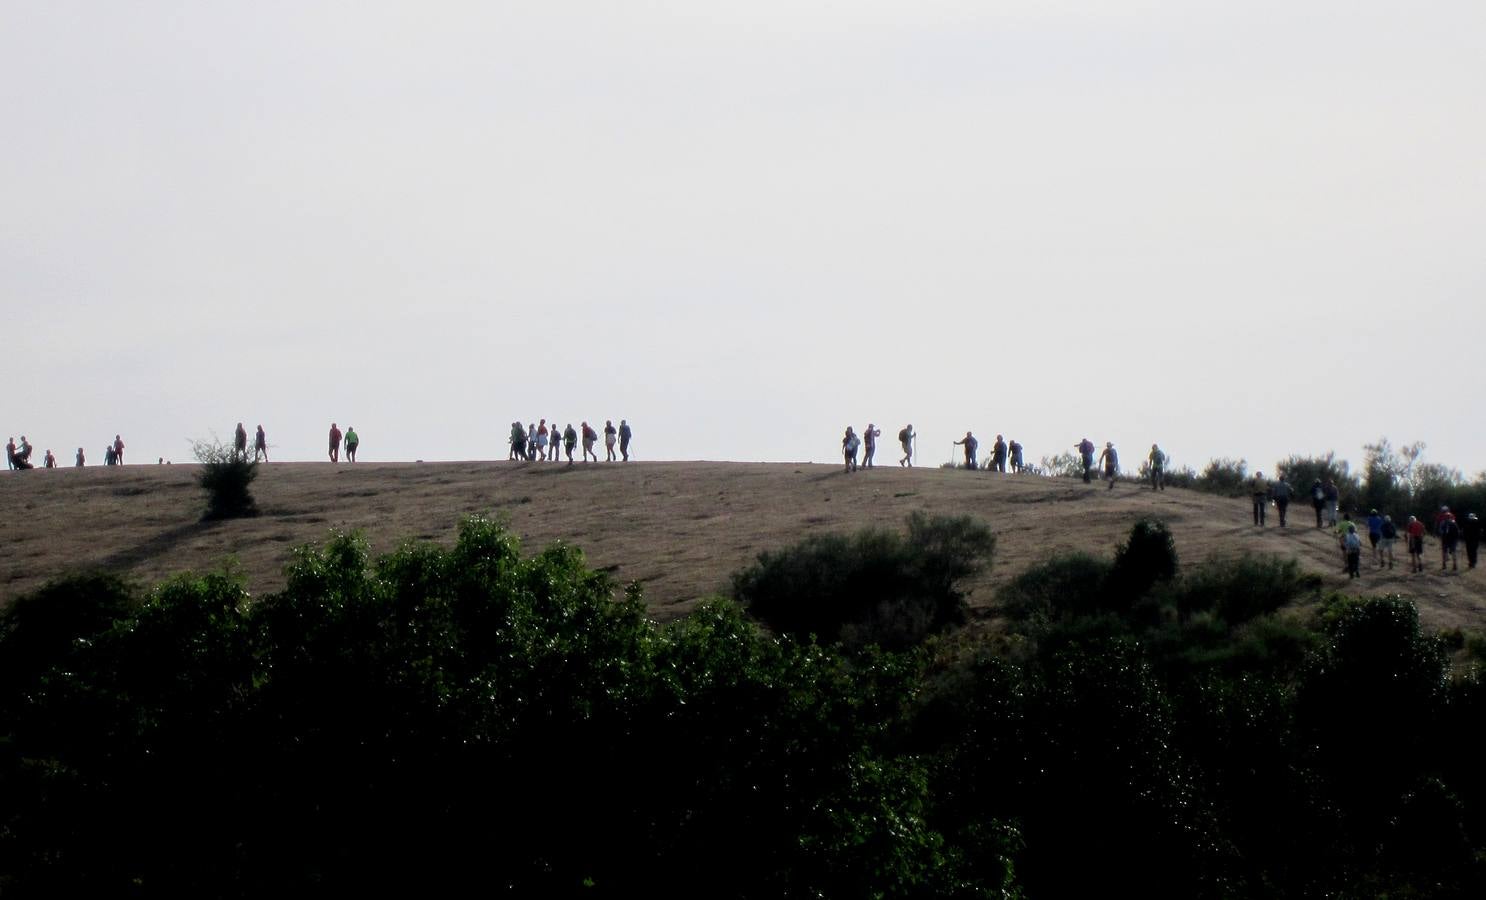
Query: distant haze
xmin=4 ymin=2 xmax=1482 ymax=475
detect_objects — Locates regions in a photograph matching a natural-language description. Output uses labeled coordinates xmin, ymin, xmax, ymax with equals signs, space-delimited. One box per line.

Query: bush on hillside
xmin=1194 ymin=457 xmax=1249 ymax=497
xmin=191 ymin=437 xmax=259 ymax=519
xmin=732 ymin=512 xmax=995 ymax=650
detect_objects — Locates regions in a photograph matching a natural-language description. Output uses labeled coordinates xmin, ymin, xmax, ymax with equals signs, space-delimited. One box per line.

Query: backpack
xmin=1440 ymin=518 xmax=1459 ymax=539
xmin=1381 ymin=521 xmax=1397 ymax=539
xmin=898 ymin=428 xmax=910 ymax=443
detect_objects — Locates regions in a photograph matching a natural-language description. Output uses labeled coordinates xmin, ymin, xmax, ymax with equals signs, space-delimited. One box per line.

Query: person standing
xmin=344 ymin=426 xmax=359 ymax=462
xmin=234 ymin=422 xmax=248 ymax=460
xmin=1250 ymin=471 xmax=1270 ymax=526
xmin=113 ymin=434 xmax=125 ymax=465
xmin=898 ymin=425 xmax=915 ymax=467
xmin=842 ymin=426 xmax=860 ymax=472
xmin=1098 ymin=442 xmax=1119 ymax=490
xmin=1462 ymin=513 xmax=1481 ymax=569
xmin=1148 ymin=444 xmax=1166 ymax=491
xmin=991 ymin=435 xmax=1008 ymax=473
xmin=604 ymin=420 xmax=618 ymax=461
xmin=1271 ymin=476 xmax=1292 ymax=527
xmin=43 ymin=449 xmax=56 ymax=468
xmin=328 ymin=423 xmax=342 ymax=463
xmin=618 ymin=420 xmax=633 ymax=461
xmin=1309 ymin=479 xmax=1326 ymax=528
xmin=75 ymin=447 xmax=85 ymax=467
xmin=1009 ymin=439 xmax=1024 ymax=473
xmin=5 ymin=437 xmax=15 ymax=470
xmin=536 ymin=420 xmax=550 ymax=461
xmin=527 ymin=423 xmax=538 ymax=460
xmin=1406 ymin=515 xmax=1426 ymax=572
xmin=954 ymin=431 xmax=978 ymax=469
xmin=254 ymin=425 xmax=268 ymax=462
xmin=1366 ymin=509 xmax=1385 ymax=566
xmin=509 ymin=422 xmax=526 ymax=460
xmin=862 ymin=424 xmax=881 ymax=468
xmin=1076 ymin=438 xmax=1096 ymax=483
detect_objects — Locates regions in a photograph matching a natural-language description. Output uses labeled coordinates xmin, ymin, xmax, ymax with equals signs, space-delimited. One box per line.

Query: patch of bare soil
xmin=2 ymin=461 xmax=1482 ymax=630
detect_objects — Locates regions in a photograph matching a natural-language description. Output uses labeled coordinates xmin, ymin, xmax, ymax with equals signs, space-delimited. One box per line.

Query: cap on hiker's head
xmin=1442 ymin=505 xmax=1450 ymax=512
xmin=1385 ymin=515 xmax=1393 ymax=521
xmin=1348 ymin=524 xmax=1356 ymax=532
xmin=1370 ymin=509 xmax=1377 ymax=515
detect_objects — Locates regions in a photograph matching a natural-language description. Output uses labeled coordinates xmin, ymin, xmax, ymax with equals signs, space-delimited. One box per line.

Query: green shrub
xmin=996 ymin=551 xmax=1111 ymax=622
xmin=1107 ymin=518 xmax=1178 ymax=612
xmin=1195 ymin=457 xmax=1249 ymax=497
xmin=732 ymin=512 xmax=995 ymax=650
xmin=190 ymin=437 xmax=259 ymax=519
xmin=1161 ymin=554 xmax=1319 ymax=626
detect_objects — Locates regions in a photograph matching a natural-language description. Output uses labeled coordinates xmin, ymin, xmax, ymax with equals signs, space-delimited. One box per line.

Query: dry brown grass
xmin=3 ymin=460 xmax=1483 ymax=630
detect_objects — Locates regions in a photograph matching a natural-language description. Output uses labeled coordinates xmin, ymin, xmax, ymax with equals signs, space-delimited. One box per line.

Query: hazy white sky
xmin=4 ymin=1 xmax=1483 ymax=474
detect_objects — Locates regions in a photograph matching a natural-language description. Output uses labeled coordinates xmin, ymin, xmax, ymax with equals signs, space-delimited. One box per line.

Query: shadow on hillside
xmin=96 ymin=521 xmax=223 ymax=572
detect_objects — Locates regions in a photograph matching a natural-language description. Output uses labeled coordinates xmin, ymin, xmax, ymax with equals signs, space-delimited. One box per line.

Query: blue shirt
xmin=1367 ymin=514 xmax=1384 ymax=536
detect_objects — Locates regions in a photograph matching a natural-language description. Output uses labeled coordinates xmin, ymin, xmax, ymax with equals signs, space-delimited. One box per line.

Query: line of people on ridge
xmin=6 ymin=435 xmax=127 ymax=469
xmin=233 ymin=424 xmax=271 ymax=462
xmin=508 ymin=419 xmax=634 ymax=464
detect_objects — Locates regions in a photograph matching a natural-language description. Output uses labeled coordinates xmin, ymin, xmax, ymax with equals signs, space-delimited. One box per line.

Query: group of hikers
xmin=233 ymin=424 xmax=271 ymax=462
xmin=7 ymin=435 xmax=126 ymax=469
xmin=508 ymin=419 xmax=633 ymax=464
xmin=326 ymin=424 xmax=359 ymax=463
xmin=1243 ymin=471 xmax=1479 ymax=577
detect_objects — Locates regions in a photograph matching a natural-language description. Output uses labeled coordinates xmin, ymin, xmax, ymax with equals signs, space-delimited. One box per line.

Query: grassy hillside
xmin=2 ymin=460 xmax=1482 ymax=629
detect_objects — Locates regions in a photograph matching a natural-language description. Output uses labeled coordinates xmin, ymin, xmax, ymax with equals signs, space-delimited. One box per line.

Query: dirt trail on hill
xmin=2 ymin=461 xmax=1482 ymax=630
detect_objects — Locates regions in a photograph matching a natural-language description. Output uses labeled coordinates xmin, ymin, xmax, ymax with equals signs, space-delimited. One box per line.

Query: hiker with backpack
xmin=1463 ymin=513 xmax=1481 ymax=569
xmin=862 ymin=424 xmax=881 ymax=468
xmin=1406 ymin=515 xmax=1426 ymax=572
xmin=113 ymin=435 xmax=125 ymax=465
xmin=1076 ymin=438 xmax=1096 ymax=483
xmin=1343 ymin=524 xmax=1363 ymax=579
xmin=842 ymin=427 xmax=860 ymax=472
xmin=563 ymin=423 xmax=578 ymax=463
xmin=234 ymin=423 xmax=248 ymax=460
xmin=1098 ymin=442 xmax=1118 ymax=490
xmin=618 ymin=420 xmax=633 ymax=461
xmin=509 ymin=422 xmax=526 ymax=460
xmin=1437 ymin=507 xmax=1460 ymax=571
xmin=1009 ymin=439 xmax=1024 ymax=473
xmin=1310 ymin=479 xmax=1326 ymax=528
xmin=1148 ymin=444 xmax=1166 ymax=490
xmin=1379 ymin=515 xmax=1398 ymax=570
xmin=1366 ymin=509 xmax=1385 ymax=566
xmin=991 ymin=435 xmax=1008 ymax=473
xmin=1271 ymin=476 xmax=1292 ymax=526
xmin=75 ymin=447 xmax=85 ymax=467
xmin=954 ymin=431 xmax=978 ymax=470
xmin=344 ymin=426 xmax=359 ymax=462
xmin=1322 ymin=477 xmax=1339 ymax=526
xmin=604 ymin=420 xmax=617 ymax=461
xmin=898 ymin=425 xmax=915 ymax=467
xmin=255 ymin=425 xmax=268 ymax=462
xmin=581 ymin=422 xmax=599 ymax=462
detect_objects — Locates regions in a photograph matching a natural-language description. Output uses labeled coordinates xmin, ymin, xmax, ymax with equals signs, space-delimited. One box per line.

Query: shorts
xmin=1409 ymin=537 xmax=1424 ymax=554
xmin=605 ymin=435 xmax=616 ymax=447
xmin=1368 ymin=533 xmax=1380 ymax=548
xmin=1380 ymin=537 xmax=1395 ymax=552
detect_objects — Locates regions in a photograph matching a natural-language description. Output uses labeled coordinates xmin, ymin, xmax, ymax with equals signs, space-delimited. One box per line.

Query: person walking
xmin=991 ymin=435 xmax=1008 ymax=473
xmin=549 ymin=419 xmax=562 ymax=460
xmin=1251 ymin=471 xmax=1270 ymax=526
xmin=604 ymin=420 xmax=618 ymax=461
xmin=254 ymin=425 xmax=268 ymax=462
xmin=1271 ymin=476 xmax=1292 ymax=527
xmin=1076 ymin=438 xmax=1096 ymax=483
xmin=75 ymin=447 xmax=85 ymax=467
xmin=1463 ymin=513 xmax=1481 ymax=569
xmin=1406 ymin=515 xmax=1426 ymax=572
xmin=5 ymin=437 xmax=15 ymax=470
xmin=1309 ymin=479 xmax=1326 ymax=528
xmin=563 ymin=423 xmax=578 ymax=464
xmin=1148 ymin=444 xmax=1166 ymax=491
xmin=842 ymin=426 xmax=860 ymax=472
xmin=1009 ymin=439 xmax=1024 ymax=473
xmin=536 ymin=420 xmax=549 ymax=461
xmin=1379 ymin=515 xmax=1398 ymax=570
xmin=1437 ymin=507 xmax=1460 ymax=571
xmin=862 ymin=424 xmax=881 ymax=468
xmin=618 ymin=420 xmax=633 ymax=461
xmin=344 ymin=426 xmax=359 ymax=462
xmin=43 ymin=449 xmax=56 ymax=468
xmin=113 ymin=434 xmax=125 ymax=465
xmin=328 ymin=423 xmax=342 ymax=463
xmin=581 ymin=422 xmax=599 ymax=462
xmin=1098 ymin=442 xmax=1119 ymax=490
xmin=234 ymin=422 xmax=248 ymax=460
xmin=1366 ymin=509 xmax=1384 ymax=566
xmin=509 ymin=422 xmax=526 ymax=460
xmin=898 ymin=425 xmax=915 ymax=467
xmin=1344 ymin=524 xmax=1363 ymax=579
xmin=954 ymin=431 xmax=978 ymax=469
xmin=1322 ymin=477 xmax=1339 ymax=527
xmin=527 ymin=423 xmax=538 ymax=460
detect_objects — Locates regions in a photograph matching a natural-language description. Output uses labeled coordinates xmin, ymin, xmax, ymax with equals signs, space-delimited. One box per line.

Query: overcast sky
xmin=4 ymin=1 xmax=1482 ymax=475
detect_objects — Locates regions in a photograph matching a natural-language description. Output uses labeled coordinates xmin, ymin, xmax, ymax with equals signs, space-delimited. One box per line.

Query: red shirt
xmin=1407 ymin=520 xmax=1425 ymax=538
